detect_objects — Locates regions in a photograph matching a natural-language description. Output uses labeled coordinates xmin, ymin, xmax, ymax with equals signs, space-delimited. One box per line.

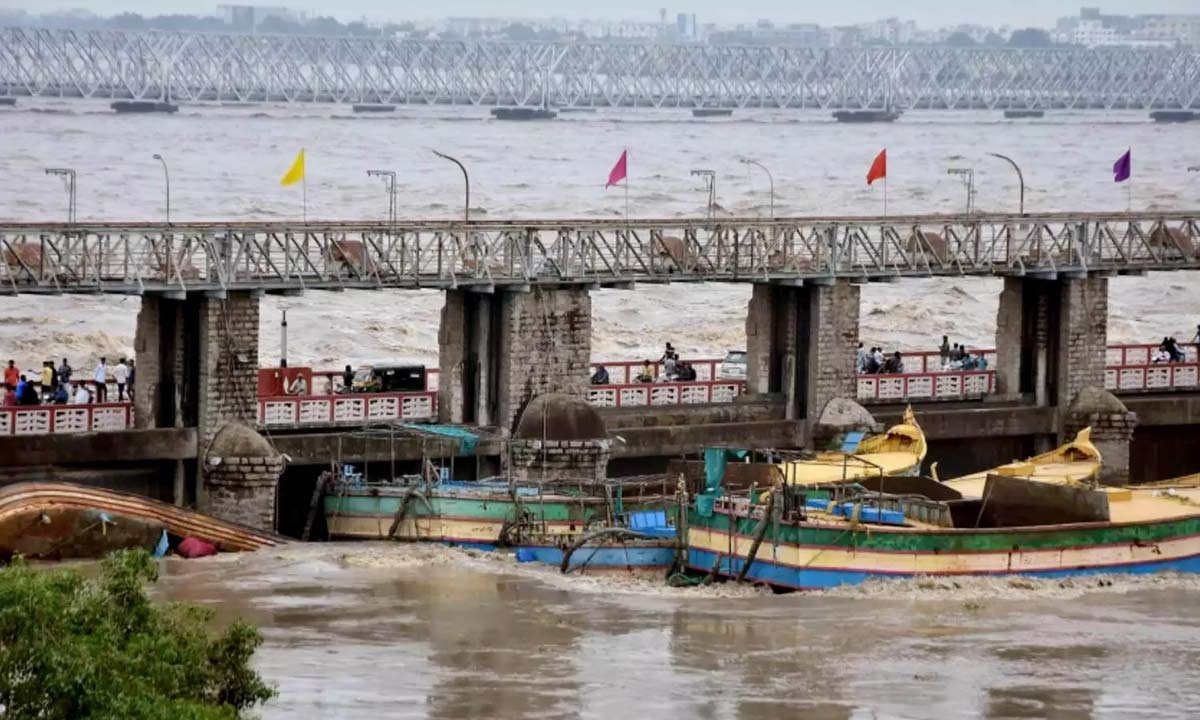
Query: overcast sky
xmin=2 ymin=1 xmax=1197 ymax=26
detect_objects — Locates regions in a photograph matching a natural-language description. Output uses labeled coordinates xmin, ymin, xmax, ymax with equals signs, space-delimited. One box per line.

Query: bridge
xmin=3 ymin=212 xmax=1199 ymax=294
xmin=3 ymin=28 xmax=1200 ymax=110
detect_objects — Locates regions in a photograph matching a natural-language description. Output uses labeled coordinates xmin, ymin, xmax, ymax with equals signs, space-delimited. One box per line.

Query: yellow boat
xmin=781 ymin=407 xmax=926 ymax=486
xmin=941 ymin=427 xmax=1103 ymax=498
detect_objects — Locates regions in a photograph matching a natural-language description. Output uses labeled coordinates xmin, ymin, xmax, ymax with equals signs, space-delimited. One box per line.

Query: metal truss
xmin=2 ymin=213 xmax=1198 ymax=295
xmin=2 ymin=28 xmax=1200 ymax=110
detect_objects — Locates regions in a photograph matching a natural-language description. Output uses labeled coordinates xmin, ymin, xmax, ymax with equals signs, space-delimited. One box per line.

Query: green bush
xmin=0 ymin=549 xmax=275 ymax=719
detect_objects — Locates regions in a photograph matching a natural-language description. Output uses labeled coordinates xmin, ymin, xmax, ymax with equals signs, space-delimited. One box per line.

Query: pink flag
xmin=606 ymin=150 xmax=627 ymax=188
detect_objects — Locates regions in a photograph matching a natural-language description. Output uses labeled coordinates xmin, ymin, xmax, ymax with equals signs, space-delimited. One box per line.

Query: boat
xmin=490 ymin=107 xmax=557 ymax=121
xmin=111 ymin=100 xmax=179 ymax=114
xmin=777 ymin=406 xmax=927 ymax=486
xmin=1150 ymin=110 xmax=1198 ymax=124
xmin=323 ymin=468 xmax=674 ymax=549
xmin=352 ymin=103 xmax=396 ymax=113
xmin=833 ymin=109 xmax=901 ymax=123
xmin=513 ymin=509 xmax=679 ymax=577
xmin=684 ymin=428 xmax=1200 ymax=590
xmin=692 ymin=108 xmax=733 ymax=118
xmin=0 ymin=97 xmax=15 ymax=106
xmin=1004 ymin=110 xmax=1045 ymax=119
xmin=0 ymin=482 xmax=283 ymax=560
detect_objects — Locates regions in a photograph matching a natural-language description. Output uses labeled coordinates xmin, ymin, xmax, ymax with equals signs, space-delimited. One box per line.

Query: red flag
xmin=866 ymin=149 xmax=887 ymax=185
xmin=606 ymin=150 xmax=627 ymax=188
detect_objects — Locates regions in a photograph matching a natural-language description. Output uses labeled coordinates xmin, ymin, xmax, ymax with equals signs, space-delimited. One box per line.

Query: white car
xmin=719 ymin=350 xmax=747 ymax=380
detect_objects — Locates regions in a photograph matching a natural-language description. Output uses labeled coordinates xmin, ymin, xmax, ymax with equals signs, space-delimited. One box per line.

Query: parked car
xmin=718 ymin=350 xmax=747 ymax=380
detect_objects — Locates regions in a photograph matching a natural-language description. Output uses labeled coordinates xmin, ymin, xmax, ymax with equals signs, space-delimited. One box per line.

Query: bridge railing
xmin=0 ymin=403 xmax=132 ymax=436
xmin=590 ymin=359 xmax=723 ymax=384
xmin=257 ymin=392 xmax=438 ymax=427
xmin=857 ymin=371 xmax=996 ymax=404
xmin=1105 ymin=364 xmax=1200 ymax=394
xmin=587 ymin=380 xmax=745 ymax=408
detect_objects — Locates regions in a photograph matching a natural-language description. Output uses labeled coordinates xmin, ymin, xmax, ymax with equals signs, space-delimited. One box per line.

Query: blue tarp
xmin=400 ymin=424 xmax=479 ymax=456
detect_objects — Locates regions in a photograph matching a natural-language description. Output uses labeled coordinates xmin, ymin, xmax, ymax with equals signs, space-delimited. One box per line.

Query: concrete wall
xmin=804 ymin=281 xmax=860 ymax=420
xmin=1057 ymin=275 xmax=1109 ymax=410
xmin=441 ymin=287 xmax=592 ymax=433
xmin=197 ymin=292 xmax=261 ymax=448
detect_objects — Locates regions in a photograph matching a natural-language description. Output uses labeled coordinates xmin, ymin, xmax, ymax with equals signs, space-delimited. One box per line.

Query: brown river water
xmin=150 ymin=542 xmax=1200 ymax=719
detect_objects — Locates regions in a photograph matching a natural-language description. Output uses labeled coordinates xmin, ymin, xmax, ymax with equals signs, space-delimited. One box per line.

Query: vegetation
xmin=0 ymin=549 xmax=274 ymax=720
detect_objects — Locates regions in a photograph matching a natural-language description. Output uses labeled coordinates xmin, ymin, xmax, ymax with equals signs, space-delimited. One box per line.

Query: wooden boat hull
xmin=515 ymin=543 xmax=676 ymax=576
xmin=0 ymin=482 xmax=283 ymax=560
xmin=324 ymin=487 xmax=656 ymax=548
xmin=686 ymin=506 xmax=1200 ymax=589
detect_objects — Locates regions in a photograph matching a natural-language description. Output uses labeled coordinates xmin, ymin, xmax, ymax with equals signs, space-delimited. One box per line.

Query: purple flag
xmin=1113 ymin=149 xmax=1131 ymax=183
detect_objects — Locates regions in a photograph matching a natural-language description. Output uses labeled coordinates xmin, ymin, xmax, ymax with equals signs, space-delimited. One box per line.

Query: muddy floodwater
xmin=151 ymin=543 xmax=1200 ymax=719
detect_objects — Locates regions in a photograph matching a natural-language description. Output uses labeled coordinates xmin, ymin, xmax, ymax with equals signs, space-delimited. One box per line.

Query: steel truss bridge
xmin=3 ymin=28 xmax=1200 ymax=110
xmin=2 ymin=213 xmax=1198 ymax=295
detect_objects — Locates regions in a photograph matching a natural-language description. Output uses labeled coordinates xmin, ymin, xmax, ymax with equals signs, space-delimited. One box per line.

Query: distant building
xmin=1054 ymin=7 xmax=1197 ymax=47
xmin=218 ymin=5 xmax=301 ymax=32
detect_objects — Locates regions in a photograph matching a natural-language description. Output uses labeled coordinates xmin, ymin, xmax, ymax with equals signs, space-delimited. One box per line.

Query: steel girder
xmin=2 ymin=28 xmax=1200 ymax=109
xmin=1 ymin=213 xmax=1198 ymax=294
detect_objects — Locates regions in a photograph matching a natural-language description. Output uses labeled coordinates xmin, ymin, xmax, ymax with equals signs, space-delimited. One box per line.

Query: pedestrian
xmin=939 ymin=335 xmax=951 ymax=368
xmin=3 ymin=360 xmax=17 ymax=391
xmin=127 ymin=359 xmax=135 ymax=401
xmin=856 ymin=342 xmax=867 ymax=374
xmin=342 ymin=364 xmax=354 ymax=392
xmin=40 ymin=362 xmax=54 ymax=401
xmin=113 ymin=358 xmax=130 ymax=401
xmin=16 ymin=375 xmax=38 ymax=406
xmin=93 ymin=357 xmax=108 ymax=403
xmin=58 ymin=357 xmax=72 ymax=388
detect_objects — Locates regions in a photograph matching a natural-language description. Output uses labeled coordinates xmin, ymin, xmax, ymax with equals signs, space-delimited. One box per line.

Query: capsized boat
xmin=779 ymin=406 xmax=926 ymax=486
xmin=323 ymin=468 xmax=675 ymax=549
xmin=685 ymin=428 xmax=1200 ymax=590
xmin=0 ymin=482 xmax=283 ymax=560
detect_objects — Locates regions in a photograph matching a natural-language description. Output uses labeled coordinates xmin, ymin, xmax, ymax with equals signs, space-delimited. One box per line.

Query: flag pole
xmin=624 ymin=148 xmax=630 ymax=223
xmin=883 ymin=176 xmax=888 ymax=218
xmin=302 ymin=174 xmax=308 ymax=223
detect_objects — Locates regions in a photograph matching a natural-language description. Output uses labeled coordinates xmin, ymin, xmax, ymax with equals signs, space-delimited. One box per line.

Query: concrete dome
xmin=513 ymin=393 xmax=607 ymax=441
xmin=207 ymin=422 xmax=278 ymax=459
xmin=1069 ymin=387 xmax=1128 ymax=415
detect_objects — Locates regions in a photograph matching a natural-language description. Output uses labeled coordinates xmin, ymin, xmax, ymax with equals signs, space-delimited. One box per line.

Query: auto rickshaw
xmin=350 ymin=364 xmax=428 ymax=393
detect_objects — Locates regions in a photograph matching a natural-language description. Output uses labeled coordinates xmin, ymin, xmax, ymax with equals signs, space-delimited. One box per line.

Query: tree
xmin=0 ymin=549 xmax=275 ymax=719
xmin=943 ymin=31 xmax=977 ymax=47
xmin=983 ymin=32 xmax=1007 ymax=47
xmin=1009 ymin=28 xmax=1054 ymax=48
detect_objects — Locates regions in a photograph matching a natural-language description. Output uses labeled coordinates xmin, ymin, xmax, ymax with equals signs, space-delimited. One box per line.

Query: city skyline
xmin=3 ymin=0 xmax=1199 ymax=28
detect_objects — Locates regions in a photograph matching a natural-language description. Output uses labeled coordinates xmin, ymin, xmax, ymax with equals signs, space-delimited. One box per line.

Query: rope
xmin=386 ymin=486 xmax=432 ymax=539
xmin=559 ymin=527 xmax=660 ymax=574
xmin=735 ymin=486 xmax=777 ymax=583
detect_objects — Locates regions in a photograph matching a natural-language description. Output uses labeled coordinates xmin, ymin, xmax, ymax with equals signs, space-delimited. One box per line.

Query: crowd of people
xmin=856 ymin=336 xmax=991 ymax=376
xmin=1152 ymin=336 xmax=1191 ymax=364
xmin=937 ymin=336 xmax=990 ymax=371
xmin=590 ymin=343 xmax=699 ymax=386
xmin=1 ymin=357 xmax=134 ymax=407
xmin=856 ymin=344 xmax=906 ymax=375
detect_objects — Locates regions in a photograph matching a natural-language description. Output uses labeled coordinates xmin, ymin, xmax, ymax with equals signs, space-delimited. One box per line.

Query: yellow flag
xmin=280 ymin=149 xmax=305 ymax=186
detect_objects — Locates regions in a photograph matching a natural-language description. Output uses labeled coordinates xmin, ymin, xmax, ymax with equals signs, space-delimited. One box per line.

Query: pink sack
xmin=176 ymin=537 xmax=218 ymax=559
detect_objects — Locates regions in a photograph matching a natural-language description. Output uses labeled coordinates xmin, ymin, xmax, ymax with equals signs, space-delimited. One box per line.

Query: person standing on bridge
xmin=342 ymin=365 xmax=354 ymax=393
xmin=113 ymin=358 xmax=130 ymax=401
xmin=127 ymin=359 xmax=135 ymax=402
xmin=58 ymin=357 xmax=72 ymax=389
xmin=71 ymin=382 xmax=90 ymax=405
xmin=939 ymin=336 xmax=951 ymax=368
xmin=93 ymin=357 xmax=108 ymax=403
xmin=3 ymin=361 xmax=17 ymax=394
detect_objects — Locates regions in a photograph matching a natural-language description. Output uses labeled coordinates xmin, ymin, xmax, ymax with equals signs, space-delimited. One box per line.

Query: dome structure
xmin=207 ymin=422 xmax=278 ymax=459
xmin=513 ymin=393 xmax=607 ymax=441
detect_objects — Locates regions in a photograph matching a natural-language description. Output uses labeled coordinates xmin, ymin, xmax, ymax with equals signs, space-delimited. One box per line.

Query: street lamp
xmin=366 ymin=169 xmax=397 ymax=228
xmin=987 ymin=152 xmax=1025 ymax=215
xmin=44 ymin=168 xmax=76 ymax=224
xmin=432 ymin=150 xmax=470 ymax=223
xmin=151 ymin=154 xmax=170 ymax=224
xmin=690 ymin=169 xmax=716 ymax=222
xmin=947 ymin=167 xmax=975 ymax=215
xmin=739 ymin=158 xmax=775 ymax=219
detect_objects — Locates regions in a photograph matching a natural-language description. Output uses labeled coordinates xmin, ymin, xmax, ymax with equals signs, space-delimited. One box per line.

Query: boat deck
xmin=783 ymin=451 xmax=919 ymax=485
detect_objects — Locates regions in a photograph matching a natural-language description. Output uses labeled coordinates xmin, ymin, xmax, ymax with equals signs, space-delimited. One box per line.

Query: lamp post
xmin=432 ymin=150 xmax=470 ymax=223
xmin=366 ymin=169 xmax=397 ymax=228
xmin=151 ymin=153 xmax=170 ymax=224
xmin=987 ymin=152 xmax=1025 ymax=215
xmin=947 ymin=167 xmax=975 ymax=215
xmin=690 ymin=169 xmax=716 ymax=223
xmin=44 ymin=168 xmax=76 ymax=224
xmin=739 ymin=158 xmax=775 ymax=219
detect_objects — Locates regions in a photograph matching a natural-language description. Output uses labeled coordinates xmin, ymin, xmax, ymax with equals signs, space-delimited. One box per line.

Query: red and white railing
xmin=1105 ymin=364 xmax=1200 ymax=393
xmin=588 ymin=358 xmax=724 ymax=384
xmin=587 ymin=380 xmax=745 ymax=408
xmin=857 ymin=371 xmax=995 ymax=403
xmin=257 ymin=391 xmax=438 ymax=427
xmin=889 ymin=349 xmax=997 ymax=374
xmin=0 ymin=403 xmax=132 ymax=436
xmin=1106 ymin=343 xmax=1199 ymax=367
